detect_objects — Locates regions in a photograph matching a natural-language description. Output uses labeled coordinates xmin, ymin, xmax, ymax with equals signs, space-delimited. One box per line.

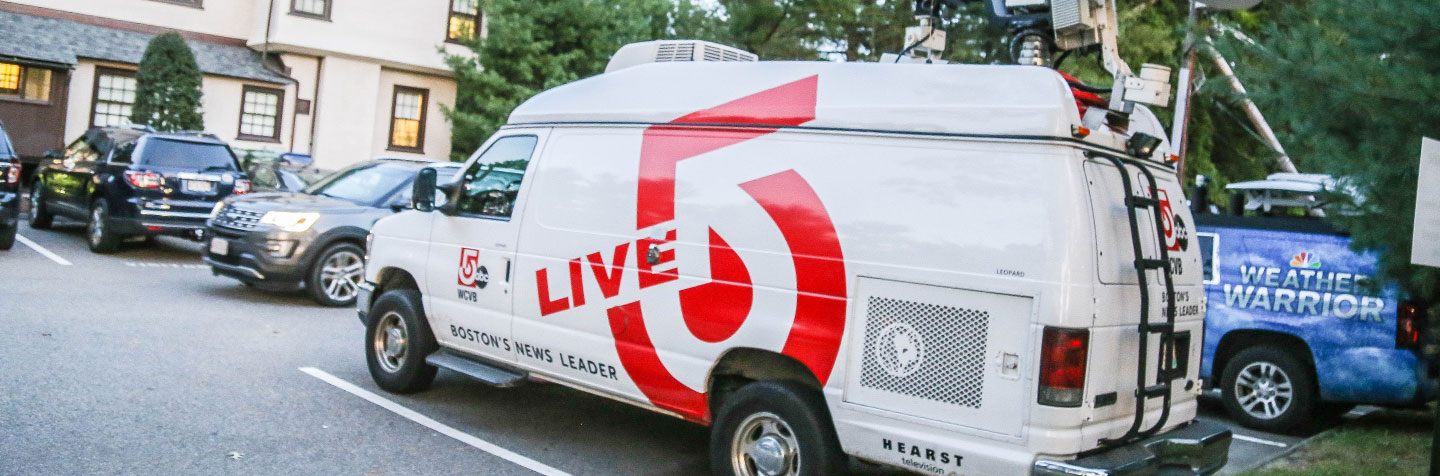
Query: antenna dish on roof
xmin=606 ymin=40 xmax=758 ymax=74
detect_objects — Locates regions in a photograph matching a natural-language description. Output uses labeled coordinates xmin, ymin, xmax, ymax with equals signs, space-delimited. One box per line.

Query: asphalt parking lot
xmin=1 ymin=217 xmax=1332 ymax=476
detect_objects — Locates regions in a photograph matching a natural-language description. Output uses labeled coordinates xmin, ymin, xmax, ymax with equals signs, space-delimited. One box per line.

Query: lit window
xmin=0 ymin=63 xmax=18 ymax=93
xmin=291 ymin=0 xmax=328 ymax=18
xmin=239 ymin=86 xmax=284 ymax=141
xmin=447 ymin=0 xmax=480 ymax=42
xmin=92 ymin=68 xmax=138 ymax=128
xmin=389 ymin=87 xmax=428 ymax=151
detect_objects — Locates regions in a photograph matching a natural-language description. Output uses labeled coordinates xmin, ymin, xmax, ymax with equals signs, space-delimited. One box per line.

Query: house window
xmin=447 ymin=0 xmax=480 ymax=42
xmin=0 ymin=63 xmax=53 ymax=102
xmin=388 ymin=87 xmax=428 ymax=152
xmin=92 ymin=68 xmax=138 ymax=128
xmin=238 ymin=85 xmax=285 ymax=142
xmin=291 ymin=0 xmax=329 ymax=19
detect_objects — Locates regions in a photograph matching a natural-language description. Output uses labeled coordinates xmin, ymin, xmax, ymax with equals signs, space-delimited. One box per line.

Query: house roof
xmin=508 ymin=61 xmax=1081 ymax=139
xmin=0 ymin=11 xmax=291 ymax=84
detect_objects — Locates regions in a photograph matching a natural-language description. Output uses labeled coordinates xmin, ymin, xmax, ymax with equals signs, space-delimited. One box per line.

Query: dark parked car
xmin=204 ymin=158 xmax=460 ymax=306
xmin=0 ymin=120 xmax=19 ymax=250
xmin=235 ymin=148 xmax=326 ymax=192
xmin=29 ymin=126 xmax=252 ymax=253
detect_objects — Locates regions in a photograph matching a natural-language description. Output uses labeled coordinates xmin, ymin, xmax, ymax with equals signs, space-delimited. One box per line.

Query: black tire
xmin=710 ymin=380 xmax=847 ymax=476
xmin=365 ymin=289 xmax=438 ymax=394
xmin=87 ymin=198 xmax=121 ymax=254
xmin=0 ymin=222 xmax=14 ymax=250
xmin=308 ymin=242 xmax=366 ymax=307
xmin=1220 ymin=346 xmax=1316 ymax=433
xmin=28 ymin=185 xmax=52 ymax=229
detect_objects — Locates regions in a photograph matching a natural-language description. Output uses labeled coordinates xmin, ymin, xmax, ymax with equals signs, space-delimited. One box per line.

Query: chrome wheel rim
xmin=320 ymin=250 xmax=364 ymax=302
xmin=373 ymin=311 xmax=407 ymax=372
xmin=730 ymin=412 xmax=800 ymax=476
xmin=1235 ymin=361 xmax=1293 ymax=420
xmin=88 ymin=206 xmax=105 ymax=246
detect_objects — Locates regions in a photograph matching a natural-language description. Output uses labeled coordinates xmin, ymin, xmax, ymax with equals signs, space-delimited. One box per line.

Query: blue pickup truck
xmin=1196 ymin=174 xmax=1435 ymax=432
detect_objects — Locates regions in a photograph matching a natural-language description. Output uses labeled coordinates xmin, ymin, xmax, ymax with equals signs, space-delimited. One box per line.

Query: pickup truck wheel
xmin=1221 ymin=346 xmax=1316 ymax=433
xmin=0 ymin=221 xmax=15 ymax=250
xmin=711 ymin=381 xmax=846 ymax=476
xmin=365 ymin=289 xmax=438 ymax=393
xmin=87 ymin=199 xmax=121 ymax=254
xmin=28 ymin=185 xmax=52 ymax=229
xmin=308 ymin=243 xmax=365 ymax=307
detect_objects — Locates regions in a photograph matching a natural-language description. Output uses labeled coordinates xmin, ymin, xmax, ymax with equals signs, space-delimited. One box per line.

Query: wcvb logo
xmin=1290 ymin=251 xmax=1322 ymax=269
xmin=457 ymin=248 xmax=486 ymax=288
xmin=603 ymin=76 xmax=848 ymax=422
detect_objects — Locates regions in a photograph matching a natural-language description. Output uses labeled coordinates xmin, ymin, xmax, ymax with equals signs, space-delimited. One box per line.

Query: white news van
xmin=358 ymin=56 xmax=1230 ymax=476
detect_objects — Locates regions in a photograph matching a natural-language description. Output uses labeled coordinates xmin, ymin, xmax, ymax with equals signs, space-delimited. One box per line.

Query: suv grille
xmin=213 ymin=205 xmax=262 ymax=231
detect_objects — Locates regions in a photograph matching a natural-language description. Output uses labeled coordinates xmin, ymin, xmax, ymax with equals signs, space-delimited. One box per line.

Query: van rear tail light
xmin=1039 ymin=327 xmax=1089 ymax=407
xmin=234 ymin=179 xmax=252 ymax=194
xmin=5 ymin=164 xmax=18 ymax=185
xmin=1397 ymin=301 xmax=1425 ymax=350
xmin=124 ymin=171 xmax=164 ymax=189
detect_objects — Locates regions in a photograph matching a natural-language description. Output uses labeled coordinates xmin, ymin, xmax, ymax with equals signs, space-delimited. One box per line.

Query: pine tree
xmin=130 ymin=32 xmax=205 ymax=132
xmin=1218 ymin=0 xmax=1440 ymax=297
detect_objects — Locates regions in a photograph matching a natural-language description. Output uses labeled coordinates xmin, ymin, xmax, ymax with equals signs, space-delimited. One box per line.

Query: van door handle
xmin=646 ymin=244 xmax=661 ymax=265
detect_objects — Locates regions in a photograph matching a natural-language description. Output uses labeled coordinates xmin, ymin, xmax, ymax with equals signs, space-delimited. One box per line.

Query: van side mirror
xmin=411 ymin=168 xmax=438 ymax=212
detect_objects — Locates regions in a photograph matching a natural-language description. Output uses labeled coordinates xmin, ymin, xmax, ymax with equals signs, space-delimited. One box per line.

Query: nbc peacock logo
xmin=1290 ymin=251 xmax=1322 ymax=269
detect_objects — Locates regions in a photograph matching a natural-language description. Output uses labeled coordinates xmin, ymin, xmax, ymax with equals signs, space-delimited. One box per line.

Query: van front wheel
xmin=1220 ymin=346 xmax=1316 ymax=433
xmin=365 ymin=289 xmax=438 ymax=393
xmin=710 ymin=381 xmax=846 ymax=476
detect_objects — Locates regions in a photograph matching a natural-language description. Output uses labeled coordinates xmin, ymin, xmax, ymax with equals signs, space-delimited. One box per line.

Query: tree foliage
xmin=443 ymin=0 xmax=671 ymax=158
xmin=1218 ymin=0 xmax=1440 ymax=297
xmin=131 ymin=32 xmax=204 ymax=132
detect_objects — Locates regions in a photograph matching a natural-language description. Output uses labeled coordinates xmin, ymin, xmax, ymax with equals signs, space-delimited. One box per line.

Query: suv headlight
xmin=260 ymin=211 xmax=321 ymax=232
xmin=210 ymin=201 xmax=227 ymax=219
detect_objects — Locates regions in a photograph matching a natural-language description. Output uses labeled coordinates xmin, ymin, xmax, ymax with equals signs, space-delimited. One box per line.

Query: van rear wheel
xmin=1220 ymin=346 xmax=1315 ymax=433
xmin=365 ymin=289 xmax=438 ymax=393
xmin=710 ymin=381 xmax=846 ymax=476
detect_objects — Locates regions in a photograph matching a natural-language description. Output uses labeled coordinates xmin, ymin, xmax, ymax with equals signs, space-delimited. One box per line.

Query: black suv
xmin=29 ymin=126 xmax=251 ymax=253
xmin=0 ymin=120 xmax=19 ymax=250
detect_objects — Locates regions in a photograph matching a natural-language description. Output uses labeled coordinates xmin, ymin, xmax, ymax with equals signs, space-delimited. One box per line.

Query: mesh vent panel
xmin=859 ymin=296 xmax=988 ymax=408
xmin=655 ymin=43 xmax=695 ymax=62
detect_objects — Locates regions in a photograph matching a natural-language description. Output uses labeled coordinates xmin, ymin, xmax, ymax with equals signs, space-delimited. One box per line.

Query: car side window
xmin=453 ymin=136 xmax=538 ymax=219
xmin=62 ymin=137 xmax=99 ymax=163
xmin=110 ymin=143 xmax=135 ymax=164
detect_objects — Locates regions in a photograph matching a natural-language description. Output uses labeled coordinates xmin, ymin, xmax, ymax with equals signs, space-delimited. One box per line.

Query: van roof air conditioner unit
xmin=605 ymin=40 xmax=758 ymax=73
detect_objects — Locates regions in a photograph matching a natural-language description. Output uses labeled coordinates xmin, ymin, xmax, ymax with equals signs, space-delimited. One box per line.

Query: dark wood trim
xmin=236 ymin=84 xmax=286 ymax=143
xmin=88 ymin=66 xmax=137 ymax=129
xmin=386 ymin=85 xmax=428 ymax=153
xmin=444 ymin=0 xmax=481 ymax=44
xmin=0 ymin=1 xmax=245 ymax=47
xmin=288 ymin=0 xmax=331 ymax=21
xmin=146 ymin=0 xmax=203 ymax=9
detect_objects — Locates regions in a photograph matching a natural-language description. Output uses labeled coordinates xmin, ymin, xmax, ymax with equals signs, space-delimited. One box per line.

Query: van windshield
xmin=139 ymin=139 xmax=239 ymax=170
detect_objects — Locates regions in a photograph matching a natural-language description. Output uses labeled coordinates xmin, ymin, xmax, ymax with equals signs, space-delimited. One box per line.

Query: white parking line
xmin=16 ymin=234 xmax=72 ymax=266
xmin=299 ymin=367 xmax=575 ymax=476
xmin=1232 ymin=433 xmax=1288 ymax=448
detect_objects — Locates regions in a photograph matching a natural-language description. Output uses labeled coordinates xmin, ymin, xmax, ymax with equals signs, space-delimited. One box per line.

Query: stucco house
xmin=0 ymin=0 xmax=476 ymax=171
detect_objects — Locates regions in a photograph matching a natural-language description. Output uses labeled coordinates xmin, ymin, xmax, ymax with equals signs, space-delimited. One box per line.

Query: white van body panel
xmin=364 ymin=61 xmax=1217 ymax=476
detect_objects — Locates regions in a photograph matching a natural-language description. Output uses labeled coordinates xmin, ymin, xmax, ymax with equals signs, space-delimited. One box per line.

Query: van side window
xmin=1197 ymin=232 xmax=1219 ymax=285
xmin=454 ymin=135 xmax=538 ymax=219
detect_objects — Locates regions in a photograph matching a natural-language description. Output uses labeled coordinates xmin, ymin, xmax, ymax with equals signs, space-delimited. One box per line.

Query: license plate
xmin=209 ymin=237 xmax=229 ymax=256
xmin=184 ymin=180 xmax=215 ymax=193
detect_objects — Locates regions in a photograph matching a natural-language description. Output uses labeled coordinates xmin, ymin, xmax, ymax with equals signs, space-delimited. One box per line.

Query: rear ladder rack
xmin=1092 ymin=153 xmax=1183 ymax=447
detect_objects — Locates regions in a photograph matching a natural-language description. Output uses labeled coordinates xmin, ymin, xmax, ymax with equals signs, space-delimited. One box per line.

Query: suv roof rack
xmin=169 ymin=130 xmax=223 ymax=140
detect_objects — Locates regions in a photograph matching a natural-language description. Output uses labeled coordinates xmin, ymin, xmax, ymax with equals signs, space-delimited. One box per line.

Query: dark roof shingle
xmin=0 ymin=11 xmax=291 ymax=84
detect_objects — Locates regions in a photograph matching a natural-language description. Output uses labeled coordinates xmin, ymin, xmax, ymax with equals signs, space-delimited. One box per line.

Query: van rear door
xmin=1082 ymin=155 xmax=1206 ymax=442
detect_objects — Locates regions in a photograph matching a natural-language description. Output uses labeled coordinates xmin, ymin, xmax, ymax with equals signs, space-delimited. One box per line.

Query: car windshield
xmin=0 ymin=125 xmax=14 ymax=158
xmin=139 ymin=139 xmax=239 ymax=170
xmin=304 ymin=162 xmax=418 ymax=204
